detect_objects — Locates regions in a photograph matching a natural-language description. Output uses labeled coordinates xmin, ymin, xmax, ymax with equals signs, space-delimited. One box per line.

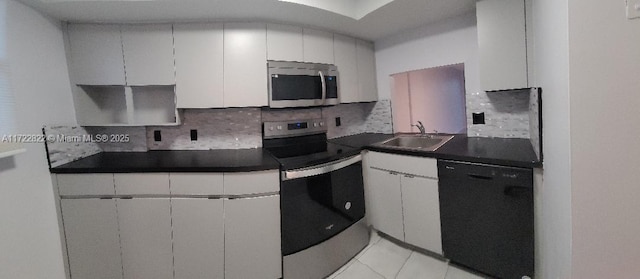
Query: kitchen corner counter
xmin=49 ymin=149 xmax=280 ymax=173
xmin=331 ymin=133 xmax=542 ymax=168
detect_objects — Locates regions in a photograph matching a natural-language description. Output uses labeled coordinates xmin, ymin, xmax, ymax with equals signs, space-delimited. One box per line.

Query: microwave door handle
xmin=319 ymin=70 xmax=326 ymax=105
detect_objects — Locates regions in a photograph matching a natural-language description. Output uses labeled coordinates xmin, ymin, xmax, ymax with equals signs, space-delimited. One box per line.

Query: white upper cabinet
xmin=67 ymin=24 xmax=126 ymax=85
xmin=223 ymin=22 xmax=268 ymax=107
xmin=477 ymin=0 xmax=528 ymax=91
xmin=303 ymin=28 xmax=334 ymax=64
xmin=173 ymin=23 xmax=224 ymax=108
xmin=356 ymin=40 xmax=378 ymax=102
xmin=333 ymin=34 xmax=358 ymax=103
xmin=121 ymin=24 xmax=175 ymax=86
xmin=267 ymin=23 xmax=303 ymax=62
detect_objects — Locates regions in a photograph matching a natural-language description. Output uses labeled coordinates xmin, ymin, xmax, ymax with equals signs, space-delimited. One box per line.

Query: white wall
xmin=0 ymin=0 xmax=75 ymax=278
xmin=375 ymin=11 xmax=479 ymax=101
xmin=530 ymin=0 xmax=572 ymax=278
xmin=568 ymin=0 xmax=640 ymax=277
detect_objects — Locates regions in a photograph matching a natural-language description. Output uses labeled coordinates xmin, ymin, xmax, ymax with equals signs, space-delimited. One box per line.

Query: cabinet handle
xmin=389 ymin=171 xmax=398 ymax=175
xmin=404 ymin=174 xmax=414 ymax=178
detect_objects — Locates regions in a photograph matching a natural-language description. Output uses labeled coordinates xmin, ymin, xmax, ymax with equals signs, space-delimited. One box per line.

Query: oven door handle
xmin=282 ymin=154 xmax=362 ymax=181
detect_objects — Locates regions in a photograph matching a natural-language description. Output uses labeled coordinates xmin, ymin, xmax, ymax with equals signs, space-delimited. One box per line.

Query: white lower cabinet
xmin=61 ymin=199 xmax=123 ymax=279
xmin=365 ymin=152 xmax=442 ymax=254
xmin=117 ymin=198 xmax=173 ymax=279
xmin=366 ymin=168 xmax=404 ymax=241
xmin=224 ymin=195 xmax=282 ymax=279
xmin=172 ymin=198 xmax=225 ymax=279
xmin=57 ymin=172 xmax=282 ymax=279
xmin=401 ymin=174 xmax=442 ymax=254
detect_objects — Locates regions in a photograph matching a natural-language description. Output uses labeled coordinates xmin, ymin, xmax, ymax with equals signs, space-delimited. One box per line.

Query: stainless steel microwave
xmin=268 ymin=61 xmax=339 ymax=108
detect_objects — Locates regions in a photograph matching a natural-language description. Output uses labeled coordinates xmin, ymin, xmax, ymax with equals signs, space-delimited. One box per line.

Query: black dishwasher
xmin=438 ymin=160 xmax=533 ymax=279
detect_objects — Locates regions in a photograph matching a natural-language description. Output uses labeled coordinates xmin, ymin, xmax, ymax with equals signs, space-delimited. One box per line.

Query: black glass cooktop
xmin=263 ymin=134 xmax=359 ymax=170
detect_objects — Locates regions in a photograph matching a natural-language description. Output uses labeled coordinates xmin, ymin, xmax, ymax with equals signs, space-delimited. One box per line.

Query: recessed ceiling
xmin=17 ymin=0 xmax=475 ymax=41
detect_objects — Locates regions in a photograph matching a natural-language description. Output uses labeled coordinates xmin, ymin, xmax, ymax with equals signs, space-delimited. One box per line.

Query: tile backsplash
xmin=146 ymin=108 xmax=262 ymax=150
xmin=45 ymin=100 xmax=394 ymax=165
xmin=44 ymin=125 xmax=102 ymax=168
xmin=466 ymin=89 xmax=532 ymax=138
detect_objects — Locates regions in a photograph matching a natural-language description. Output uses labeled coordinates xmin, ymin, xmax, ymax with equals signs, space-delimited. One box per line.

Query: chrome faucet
xmin=412 ymin=121 xmax=426 ymax=135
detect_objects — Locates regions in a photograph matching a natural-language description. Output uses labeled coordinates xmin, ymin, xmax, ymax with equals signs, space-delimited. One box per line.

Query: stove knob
xmin=345 ymin=202 xmax=351 ymax=210
xmin=319 ymin=122 xmax=324 ymax=127
xmin=313 ymin=123 xmax=318 ymax=127
xmin=269 ymin=126 xmax=274 ymax=131
xmin=277 ymin=125 xmax=282 ymax=130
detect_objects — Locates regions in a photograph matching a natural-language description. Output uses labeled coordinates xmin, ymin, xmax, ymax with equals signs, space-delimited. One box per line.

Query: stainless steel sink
xmin=377 ymin=134 xmax=454 ymax=151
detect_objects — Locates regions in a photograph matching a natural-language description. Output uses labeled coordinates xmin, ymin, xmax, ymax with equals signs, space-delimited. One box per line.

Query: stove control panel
xmin=263 ymin=118 xmax=327 ymax=139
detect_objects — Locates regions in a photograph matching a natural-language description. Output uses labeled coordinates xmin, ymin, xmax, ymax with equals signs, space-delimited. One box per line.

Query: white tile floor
xmin=326 ymin=231 xmax=488 ymax=279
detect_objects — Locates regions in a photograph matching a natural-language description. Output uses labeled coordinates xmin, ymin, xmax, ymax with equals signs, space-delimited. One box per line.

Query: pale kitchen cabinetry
xmin=171 ymin=198 xmax=225 ymax=279
xmin=223 ymin=22 xmax=268 ymax=107
xmin=364 ymin=151 xmax=442 ymax=254
xmin=67 ymin=24 xmax=126 ymax=86
xmin=333 ymin=34 xmax=359 ymax=103
xmin=173 ymin=23 xmax=224 ymax=108
xmin=477 ymin=0 xmax=528 ymax=91
xmin=56 ymin=170 xmax=281 ymax=279
xmin=225 ymin=195 xmax=282 ymax=279
xmin=365 ymin=167 xmax=405 ymax=241
xmin=356 ymin=40 xmax=378 ymax=102
xmin=121 ymin=24 xmax=175 ymax=86
xmin=267 ymin=23 xmax=303 ymax=62
xmin=302 ymin=28 xmax=334 ymax=64
xmin=401 ymin=173 xmax=442 ymax=254
xmin=117 ymin=198 xmax=174 ymax=279
xmin=170 ymin=173 xmax=224 ymax=279
xmin=60 ymin=199 xmax=123 ymax=279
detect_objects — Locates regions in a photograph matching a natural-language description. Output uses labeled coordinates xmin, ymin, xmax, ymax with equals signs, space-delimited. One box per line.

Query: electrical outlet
xmin=335 ymin=117 xmax=341 ymax=127
xmin=190 ymin=129 xmax=198 ymax=141
xmin=627 ymin=0 xmax=640 ymax=19
xmin=154 ymin=130 xmax=162 ymax=142
xmin=472 ymin=112 xmax=486 ymax=125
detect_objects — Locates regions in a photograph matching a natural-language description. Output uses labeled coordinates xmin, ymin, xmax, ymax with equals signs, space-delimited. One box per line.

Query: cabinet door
xmin=477 ymin=0 xmax=527 ymax=91
xmin=172 ymin=198 xmax=224 ymax=279
xmin=61 ymin=199 xmax=123 ymax=279
xmin=225 ymin=195 xmax=282 ymax=279
xmin=122 ymin=24 xmax=175 ymax=86
xmin=267 ymin=23 xmax=303 ymax=62
xmin=114 ymin=173 xmax=170 ymax=195
xmin=67 ymin=24 xmax=125 ymax=85
xmin=333 ymin=34 xmax=358 ymax=103
xmin=173 ymin=23 xmax=224 ymax=108
xmin=117 ymin=198 xmax=173 ymax=279
xmin=170 ymin=173 xmax=224 ymax=195
xmin=303 ymin=28 xmax=334 ymax=64
xmin=57 ymin=173 xmax=115 ymax=196
xmin=223 ymin=170 xmax=279 ymax=195
xmin=401 ymin=175 xmax=442 ymax=254
xmin=356 ymin=40 xmax=378 ymax=102
xmin=365 ymin=168 xmax=404 ymax=241
xmin=223 ymin=23 xmax=268 ymax=107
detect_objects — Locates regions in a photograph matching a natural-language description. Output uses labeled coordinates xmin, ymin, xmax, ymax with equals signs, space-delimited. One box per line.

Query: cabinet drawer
xmin=170 ymin=173 xmax=224 ymax=195
xmin=57 ymin=174 xmax=115 ymax=196
xmin=367 ymin=152 xmax=438 ymax=178
xmin=114 ymin=173 xmax=170 ymax=195
xmin=223 ymin=170 xmax=279 ymax=195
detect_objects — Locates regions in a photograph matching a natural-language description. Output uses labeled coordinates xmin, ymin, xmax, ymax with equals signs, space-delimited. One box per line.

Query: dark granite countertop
xmin=50 ymin=149 xmax=280 ymax=173
xmin=331 ymin=133 xmax=542 ymax=168
xmin=51 ymin=133 xmax=541 ymax=173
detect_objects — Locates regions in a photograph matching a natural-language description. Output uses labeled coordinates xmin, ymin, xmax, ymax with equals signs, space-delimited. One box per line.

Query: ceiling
xmin=17 ymin=0 xmax=476 ymax=41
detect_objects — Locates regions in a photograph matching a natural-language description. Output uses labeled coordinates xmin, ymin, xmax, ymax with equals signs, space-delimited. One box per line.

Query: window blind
xmin=0 ymin=59 xmax=23 ymax=158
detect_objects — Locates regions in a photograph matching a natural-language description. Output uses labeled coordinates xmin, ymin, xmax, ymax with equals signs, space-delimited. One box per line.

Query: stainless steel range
xmin=263 ymin=118 xmax=369 ymax=279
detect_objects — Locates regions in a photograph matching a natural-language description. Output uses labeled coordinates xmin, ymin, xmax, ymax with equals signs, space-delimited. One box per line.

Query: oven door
xmin=280 ymin=154 xmax=365 ymax=256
